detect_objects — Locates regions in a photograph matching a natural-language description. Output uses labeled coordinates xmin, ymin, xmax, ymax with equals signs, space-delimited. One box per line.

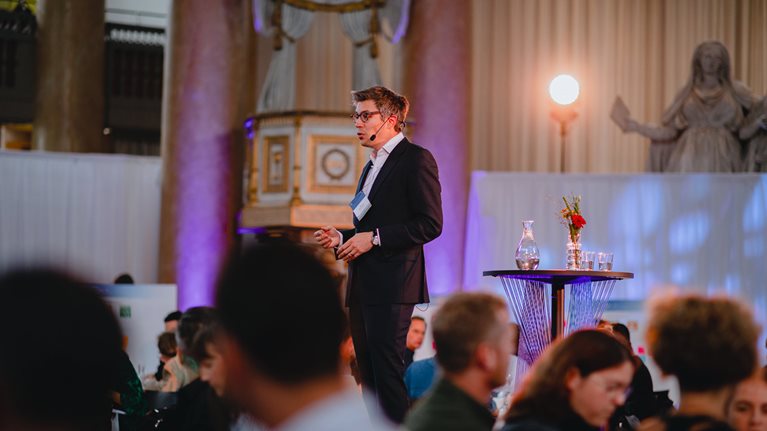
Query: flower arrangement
xmin=560 ymin=195 xmax=586 ymax=243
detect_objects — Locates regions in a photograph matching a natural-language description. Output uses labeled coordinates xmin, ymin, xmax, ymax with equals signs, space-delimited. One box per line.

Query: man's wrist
xmin=371 ymin=228 xmax=381 ymax=246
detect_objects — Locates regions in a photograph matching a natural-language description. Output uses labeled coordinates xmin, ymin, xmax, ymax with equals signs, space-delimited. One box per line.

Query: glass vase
xmin=515 ymin=220 xmax=540 ymax=270
xmin=566 ymin=233 xmax=581 ymax=270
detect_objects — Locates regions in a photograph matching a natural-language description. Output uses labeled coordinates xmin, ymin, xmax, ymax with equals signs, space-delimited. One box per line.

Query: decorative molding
xmin=307 ymin=134 xmax=364 ymax=194
xmin=262 ymin=135 xmax=290 ymax=193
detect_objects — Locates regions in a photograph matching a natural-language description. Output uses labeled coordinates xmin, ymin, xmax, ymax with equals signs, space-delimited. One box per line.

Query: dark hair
xmin=158 ymin=331 xmax=178 ymax=358
xmin=164 ymin=310 xmax=183 ymax=323
xmin=505 ymin=330 xmax=633 ymax=424
xmin=177 ymin=307 xmax=217 ymax=362
xmin=611 ymin=322 xmax=631 ymax=343
xmin=114 ymin=273 xmax=134 ymax=284
xmin=432 ymin=292 xmax=508 ymax=373
xmin=647 ymin=294 xmax=759 ymax=392
xmin=215 ymin=242 xmax=345 ymax=384
xmin=186 ymin=312 xmax=221 ymax=363
xmin=0 ymin=268 xmax=123 ymax=430
xmin=352 ymin=86 xmax=410 ymax=132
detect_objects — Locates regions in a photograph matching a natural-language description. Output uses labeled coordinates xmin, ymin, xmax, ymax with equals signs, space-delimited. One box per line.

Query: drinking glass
xmin=580 ymin=251 xmax=595 ymax=270
xmin=598 ymin=252 xmax=614 ymax=271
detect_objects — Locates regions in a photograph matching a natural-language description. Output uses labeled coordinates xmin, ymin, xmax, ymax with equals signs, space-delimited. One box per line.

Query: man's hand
xmin=314 ymin=226 xmax=340 ymax=249
xmin=337 ymin=232 xmax=374 ymax=262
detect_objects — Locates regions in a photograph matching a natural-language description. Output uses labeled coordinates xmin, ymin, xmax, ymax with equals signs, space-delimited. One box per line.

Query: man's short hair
xmin=164 ymin=310 xmax=183 ymax=323
xmin=432 ymin=292 xmax=508 ymax=373
xmin=216 ymin=241 xmax=345 ymax=384
xmin=611 ymin=322 xmax=631 ymax=343
xmin=352 ymin=86 xmax=409 ymax=132
xmin=0 ymin=268 xmax=123 ymax=429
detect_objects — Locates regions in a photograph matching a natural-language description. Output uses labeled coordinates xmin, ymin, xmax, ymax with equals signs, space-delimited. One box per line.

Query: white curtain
xmin=463 ymin=172 xmax=767 ymax=320
xmin=471 ymin=0 xmax=767 ymax=173
xmin=254 ymin=0 xmax=315 ymax=111
xmin=0 ymin=151 xmax=162 ymax=283
xmin=337 ymin=6 xmax=382 ymax=91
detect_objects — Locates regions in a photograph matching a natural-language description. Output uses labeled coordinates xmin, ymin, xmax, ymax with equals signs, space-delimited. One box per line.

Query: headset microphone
xmin=369 ymin=120 xmax=388 ymax=142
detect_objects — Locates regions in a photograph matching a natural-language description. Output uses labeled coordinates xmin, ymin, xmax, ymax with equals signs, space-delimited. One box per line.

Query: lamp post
xmin=549 ymin=74 xmax=580 ymax=173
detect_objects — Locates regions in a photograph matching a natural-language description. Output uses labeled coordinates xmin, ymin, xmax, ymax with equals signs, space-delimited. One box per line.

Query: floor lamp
xmin=549 ymin=74 xmax=580 ymax=173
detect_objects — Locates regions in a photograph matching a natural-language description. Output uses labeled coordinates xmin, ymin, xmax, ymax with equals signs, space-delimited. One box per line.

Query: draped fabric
xmin=471 ymin=0 xmax=767 ymax=173
xmin=0 ymin=151 xmax=162 ymax=283
xmin=337 ymin=6 xmax=382 ymax=91
xmin=254 ymin=0 xmax=315 ymax=111
xmin=254 ymin=0 xmax=410 ymax=110
xmin=464 ymin=171 xmax=767 ymax=315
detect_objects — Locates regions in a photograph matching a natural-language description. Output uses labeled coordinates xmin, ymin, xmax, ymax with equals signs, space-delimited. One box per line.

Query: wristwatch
xmin=371 ymin=229 xmax=381 ymax=246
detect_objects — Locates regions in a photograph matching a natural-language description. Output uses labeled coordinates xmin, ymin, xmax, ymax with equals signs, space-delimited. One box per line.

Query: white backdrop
xmin=464 ymin=172 xmax=767 ymax=321
xmin=0 ymin=151 xmax=162 ymax=283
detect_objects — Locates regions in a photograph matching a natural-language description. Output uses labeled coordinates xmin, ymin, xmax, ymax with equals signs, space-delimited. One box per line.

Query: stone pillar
xmin=405 ymin=0 xmax=470 ymax=296
xmin=158 ymin=0 xmax=253 ymax=309
xmin=33 ymin=0 xmax=105 ymax=152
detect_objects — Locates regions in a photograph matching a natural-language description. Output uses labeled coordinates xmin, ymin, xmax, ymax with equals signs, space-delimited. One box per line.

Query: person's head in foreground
xmin=646 ymin=293 xmax=759 ymax=424
xmin=215 ymin=241 xmax=348 ymax=428
xmin=503 ymin=329 xmax=634 ymax=430
xmin=431 ymin=292 xmax=512 ymax=389
xmin=0 ymin=268 xmax=123 ymax=431
xmin=728 ymin=367 xmax=767 ymax=431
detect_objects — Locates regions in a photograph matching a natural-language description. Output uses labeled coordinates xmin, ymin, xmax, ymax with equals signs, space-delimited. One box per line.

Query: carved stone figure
xmin=741 ymin=97 xmax=767 ymax=172
xmin=612 ymin=41 xmax=756 ymax=172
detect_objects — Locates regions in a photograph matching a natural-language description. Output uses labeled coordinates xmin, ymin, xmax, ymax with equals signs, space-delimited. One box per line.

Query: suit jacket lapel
xmin=369 ymin=138 xmax=408 ymax=201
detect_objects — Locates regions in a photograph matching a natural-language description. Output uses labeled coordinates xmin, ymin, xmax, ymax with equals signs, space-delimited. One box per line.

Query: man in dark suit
xmin=315 ymin=86 xmax=442 ymax=423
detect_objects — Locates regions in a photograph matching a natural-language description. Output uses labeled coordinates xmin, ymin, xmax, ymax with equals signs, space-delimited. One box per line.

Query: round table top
xmin=482 ymin=269 xmax=634 ymax=282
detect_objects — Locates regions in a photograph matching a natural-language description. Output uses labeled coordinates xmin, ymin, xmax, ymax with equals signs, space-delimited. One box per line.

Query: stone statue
xmin=741 ymin=97 xmax=767 ymax=172
xmin=611 ymin=41 xmax=756 ymax=172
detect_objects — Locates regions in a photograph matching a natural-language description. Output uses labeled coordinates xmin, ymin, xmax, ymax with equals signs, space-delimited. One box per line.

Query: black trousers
xmin=349 ymin=301 xmax=415 ymax=424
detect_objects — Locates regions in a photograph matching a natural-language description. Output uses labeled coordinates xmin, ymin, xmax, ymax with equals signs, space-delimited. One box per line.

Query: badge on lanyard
xmin=350 ymin=190 xmax=372 ymax=220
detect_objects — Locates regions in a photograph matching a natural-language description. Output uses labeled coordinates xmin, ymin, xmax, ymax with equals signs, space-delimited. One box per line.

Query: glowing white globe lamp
xmin=549 ymin=74 xmax=580 ymax=105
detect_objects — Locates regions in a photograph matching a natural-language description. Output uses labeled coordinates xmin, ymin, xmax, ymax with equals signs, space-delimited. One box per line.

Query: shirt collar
xmin=371 ymin=132 xmax=405 ymax=161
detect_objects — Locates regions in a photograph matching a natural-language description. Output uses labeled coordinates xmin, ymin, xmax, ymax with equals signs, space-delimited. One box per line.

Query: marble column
xmin=405 ymin=0 xmax=471 ymax=296
xmin=158 ymin=0 xmax=254 ymax=309
xmin=33 ymin=0 xmax=105 ymax=152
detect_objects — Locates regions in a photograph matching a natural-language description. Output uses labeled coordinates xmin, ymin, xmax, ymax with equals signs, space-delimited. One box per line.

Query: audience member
xmin=114 ymin=273 xmax=135 ymax=284
xmin=502 ymin=330 xmax=635 ymax=431
xmin=727 ymin=367 xmax=767 ymax=431
xmin=639 ymin=294 xmax=759 ymax=431
xmin=160 ymin=309 xmax=202 ymax=393
xmin=405 ymin=292 xmax=512 ymax=431
xmin=144 ymin=331 xmax=178 ymax=389
xmin=112 ymin=349 xmax=148 ymax=431
xmin=405 ymin=355 xmax=438 ymax=402
xmin=405 ymin=316 xmax=427 ymax=369
xmin=164 ymin=310 xmax=183 ymax=333
xmin=216 ymin=241 xmax=394 ymax=430
xmin=0 ymin=268 xmax=123 ymax=431
xmin=155 ymin=306 xmax=220 ymax=431
xmin=608 ymin=322 xmax=656 ymax=430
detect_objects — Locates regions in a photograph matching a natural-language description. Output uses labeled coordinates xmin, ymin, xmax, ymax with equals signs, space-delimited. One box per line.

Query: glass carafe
xmin=515 ymin=220 xmax=540 ymax=270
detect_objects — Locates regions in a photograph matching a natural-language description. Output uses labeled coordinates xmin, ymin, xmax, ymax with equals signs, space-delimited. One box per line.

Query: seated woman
xmin=501 ymin=330 xmax=635 ymax=431
xmin=639 ymin=294 xmax=759 ymax=431
xmin=727 ymin=367 xmax=767 ymax=431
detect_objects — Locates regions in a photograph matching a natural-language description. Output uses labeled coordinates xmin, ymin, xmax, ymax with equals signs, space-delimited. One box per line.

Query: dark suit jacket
xmin=342 ymin=137 xmax=442 ymax=305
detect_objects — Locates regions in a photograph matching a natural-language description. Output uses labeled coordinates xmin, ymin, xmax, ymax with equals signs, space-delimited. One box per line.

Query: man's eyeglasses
xmin=350 ymin=111 xmax=382 ymax=123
